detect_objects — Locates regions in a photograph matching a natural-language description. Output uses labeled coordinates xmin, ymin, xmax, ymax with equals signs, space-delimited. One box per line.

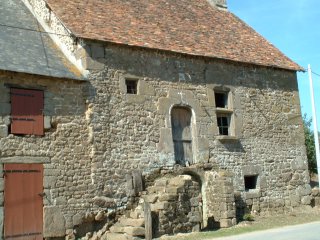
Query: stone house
xmin=0 ymin=0 xmax=312 ymax=239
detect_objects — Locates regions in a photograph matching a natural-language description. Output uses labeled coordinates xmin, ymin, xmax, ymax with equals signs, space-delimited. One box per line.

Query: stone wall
xmin=74 ymin=41 xmax=309 ymax=215
xmin=0 ymin=71 xmax=96 ymax=237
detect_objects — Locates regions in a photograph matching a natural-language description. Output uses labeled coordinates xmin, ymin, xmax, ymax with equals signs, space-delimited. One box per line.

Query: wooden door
xmin=171 ymin=107 xmax=193 ymax=166
xmin=4 ymin=164 xmax=43 ymax=240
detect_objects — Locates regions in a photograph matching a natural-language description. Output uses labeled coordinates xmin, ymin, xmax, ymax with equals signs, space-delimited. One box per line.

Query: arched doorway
xmin=171 ymin=106 xmax=193 ymax=166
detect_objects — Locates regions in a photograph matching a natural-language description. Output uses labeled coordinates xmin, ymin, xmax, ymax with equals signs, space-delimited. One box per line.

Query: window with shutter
xmin=10 ymin=88 xmax=44 ymax=136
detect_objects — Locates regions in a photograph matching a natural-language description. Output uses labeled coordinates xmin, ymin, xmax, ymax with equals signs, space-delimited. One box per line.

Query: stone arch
xmin=157 ymin=89 xmax=209 ymax=166
xmin=181 ymin=169 xmax=207 ymax=229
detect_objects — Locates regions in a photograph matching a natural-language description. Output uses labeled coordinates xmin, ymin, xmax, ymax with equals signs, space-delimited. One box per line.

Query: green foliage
xmin=303 ymin=115 xmax=317 ymax=174
xmin=243 ymin=213 xmax=254 ymax=221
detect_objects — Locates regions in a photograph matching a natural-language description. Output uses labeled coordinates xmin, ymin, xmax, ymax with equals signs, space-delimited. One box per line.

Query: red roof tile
xmin=46 ymin=0 xmax=302 ymax=71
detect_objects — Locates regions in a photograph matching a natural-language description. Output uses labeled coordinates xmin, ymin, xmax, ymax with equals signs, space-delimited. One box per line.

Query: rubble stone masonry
xmin=0 ymin=0 xmax=312 ymax=238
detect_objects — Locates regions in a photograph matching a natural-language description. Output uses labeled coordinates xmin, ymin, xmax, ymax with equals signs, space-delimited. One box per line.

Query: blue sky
xmin=228 ymin=0 xmax=320 ymax=130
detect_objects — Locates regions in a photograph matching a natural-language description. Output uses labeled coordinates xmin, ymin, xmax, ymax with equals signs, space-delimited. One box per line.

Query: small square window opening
xmin=217 ymin=114 xmax=230 ymax=135
xmin=244 ymin=175 xmax=258 ymax=191
xmin=126 ymin=79 xmax=138 ymax=94
xmin=215 ymin=92 xmax=228 ymax=108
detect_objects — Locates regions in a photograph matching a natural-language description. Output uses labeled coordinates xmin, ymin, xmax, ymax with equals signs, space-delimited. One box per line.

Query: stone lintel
xmin=0 ymin=156 xmax=50 ymax=164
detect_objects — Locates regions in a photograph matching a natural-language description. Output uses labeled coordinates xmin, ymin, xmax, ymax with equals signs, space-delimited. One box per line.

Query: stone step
xmin=106 ymin=232 xmax=144 ymax=240
xmin=123 ymin=226 xmax=145 ymax=237
xmin=130 ymin=206 xmax=144 ymax=219
xmin=119 ymin=217 xmax=145 ymax=227
xmin=106 ymin=232 xmax=129 ymax=240
xmin=147 ymin=186 xmax=165 ymax=194
xmin=109 ymin=223 xmax=125 ymax=233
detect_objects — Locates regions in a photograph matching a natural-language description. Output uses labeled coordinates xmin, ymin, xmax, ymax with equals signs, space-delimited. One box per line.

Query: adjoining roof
xmin=45 ymin=0 xmax=302 ymax=71
xmin=0 ymin=0 xmax=84 ymax=80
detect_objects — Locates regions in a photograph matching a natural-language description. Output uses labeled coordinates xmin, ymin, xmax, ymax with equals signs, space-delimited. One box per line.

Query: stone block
xmin=44 ymin=176 xmax=56 ymax=188
xmin=55 ymin=196 xmax=67 ymax=205
xmin=157 ymin=97 xmax=173 ymax=115
xmin=311 ymin=187 xmax=319 ymax=197
xmin=130 ymin=211 xmax=141 ymax=219
xmin=158 ymin=193 xmax=176 ymax=202
xmin=289 ymin=195 xmax=300 ymax=207
xmin=220 ymin=219 xmax=233 ymax=228
xmin=314 ymin=197 xmax=320 ymax=206
xmin=245 ymin=190 xmax=260 ymax=199
xmin=291 ymin=158 xmax=308 ymax=170
xmin=120 ymin=218 xmax=144 ymax=227
xmin=106 ymin=233 xmax=129 ymax=240
xmin=190 ymin=197 xmax=200 ymax=207
xmin=91 ymin=44 xmax=105 ymax=58
xmin=44 ymin=116 xmax=51 ymax=129
xmin=0 ymin=192 xmax=3 ymax=206
xmin=165 ymin=187 xmax=179 ymax=194
xmin=192 ymin=223 xmax=201 ymax=232
xmin=157 ymin=128 xmax=174 ymax=153
xmin=125 ymin=94 xmax=146 ymax=104
xmin=124 ymin=226 xmax=145 ymax=236
xmin=0 ymin=207 xmax=3 ymax=239
xmin=144 ymin=194 xmax=158 ymax=203
xmin=1 ymin=156 xmax=50 ymax=164
xmin=147 ymin=186 xmax=165 ymax=194
xmin=189 ymin=214 xmax=201 ymax=223
xmin=139 ymin=80 xmax=156 ymax=96
xmin=296 ymin=184 xmax=312 ymax=196
xmin=0 ymin=125 xmax=8 ymax=138
xmin=81 ymin=57 xmax=105 ymax=70
xmin=74 ymin=45 xmax=91 ymax=59
xmin=151 ymin=202 xmax=169 ymax=211
xmin=110 ymin=224 xmax=125 ymax=233
xmin=301 ymin=196 xmax=311 ymax=205
xmin=43 ymin=206 xmax=66 ymax=238
xmin=93 ymin=196 xmax=115 ymax=208
xmin=73 ymin=212 xmax=85 ymax=226
xmin=132 ymin=170 xmax=144 ymax=194
xmin=3 ymin=116 xmax=10 ymax=125
xmin=0 ymin=103 xmax=10 ymax=115
xmin=154 ymin=178 xmax=168 ymax=187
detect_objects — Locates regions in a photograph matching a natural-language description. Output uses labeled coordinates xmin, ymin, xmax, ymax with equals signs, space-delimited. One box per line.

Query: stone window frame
xmin=241 ymin=165 xmax=266 ymax=196
xmin=207 ymin=84 xmax=242 ymax=141
xmin=214 ymin=87 xmax=233 ymax=135
xmin=125 ymin=79 xmax=138 ymax=94
xmin=119 ymin=73 xmax=154 ymax=104
xmin=244 ymin=175 xmax=259 ymax=191
xmin=213 ymin=86 xmax=237 ymax=141
xmin=1 ymin=83 xmax=53 ymax=138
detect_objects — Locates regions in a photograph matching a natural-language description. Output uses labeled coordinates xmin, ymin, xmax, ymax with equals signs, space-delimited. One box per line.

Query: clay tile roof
xmin=46 ymin=0 xmax=302 ymax=71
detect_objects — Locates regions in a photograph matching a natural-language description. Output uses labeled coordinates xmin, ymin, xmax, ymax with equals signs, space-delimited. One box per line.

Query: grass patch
xmin=160 ymin=208 xmax=320 ymax=240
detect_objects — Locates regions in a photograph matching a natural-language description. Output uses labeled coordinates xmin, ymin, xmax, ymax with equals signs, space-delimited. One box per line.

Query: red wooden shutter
xmin=11 ymin=88 xmax=44 ymax=136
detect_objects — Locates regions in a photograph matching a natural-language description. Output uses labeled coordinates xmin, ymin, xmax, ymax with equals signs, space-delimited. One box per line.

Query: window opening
xmin=126 ymin=79 xmax=138 ymax=94
xmin=217 ymin=114 xmax=230 ymax=135
xmin=215 ymin=92 xmax=228 ymax=108
xmin=244 ymin=175 xmax=258 ymax=191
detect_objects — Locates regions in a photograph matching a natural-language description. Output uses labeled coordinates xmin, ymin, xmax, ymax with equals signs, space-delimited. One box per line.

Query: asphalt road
xmin=212 ymin=221 xmax=320 ymax=240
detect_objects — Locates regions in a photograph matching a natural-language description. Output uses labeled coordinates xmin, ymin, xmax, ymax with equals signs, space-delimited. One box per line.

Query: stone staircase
xmin=101 ymin=174 xmax=202 ymax=240
xmin=104 ymin=205 xmax=146 ymax=240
